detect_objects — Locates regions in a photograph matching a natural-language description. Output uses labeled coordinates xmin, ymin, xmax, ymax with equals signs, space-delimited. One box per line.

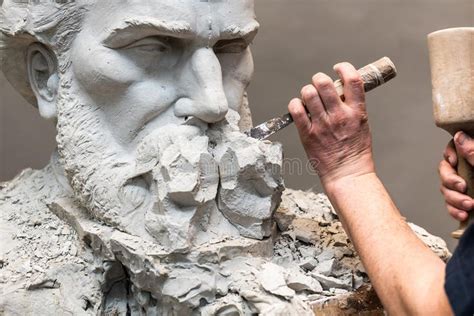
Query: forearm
xmin=289 ymin=63 xmax=453 ymax=314
xmin=325 ymin=172 xmax=451 ymax=315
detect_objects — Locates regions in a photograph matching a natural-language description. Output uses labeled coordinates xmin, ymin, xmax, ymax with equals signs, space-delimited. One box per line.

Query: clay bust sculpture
xmin=2 ymin=0 xmax=281 ymax=242
xmin=0 ymin=0 xmax=305 ymax=313
xmin=0 ymin=1 xmax=451 ymax=315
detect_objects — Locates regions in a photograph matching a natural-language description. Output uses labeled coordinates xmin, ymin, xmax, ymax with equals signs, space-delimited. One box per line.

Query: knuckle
xmin=298 ymin=112 xmax=310 ymax=125
xmin=308 ymin=131 xmax=317 ymax=139
xmin=333 ymin=117 xmax=348 ymax=128
xmin=447 ymin=205 xmax=457 ymax=216
xmin=333 ymin=112 xmax=355 ymax=128
xmin=465 ymin=148 xmax=474 ymax=159
xmin=445 ymin=189 xmax=455 ymax=200
xmin=346 ymin=108 xmax=361 ymax=119
xmin=347 ymin=74 xmax=363 ymax=87
xmin=443 ymin=150 xmax=450 ymax=161
xmin=311 ymin=73 xmax=322 ymax=83
xmin=359 ymin=111 xmax=369 ymax=124
xmin=309 ymin=126 xmax=322 ymax=138
xmin=438 ymin=160 xmax=446 ymax=173
xmin=439 ymin=160 xmax=454 ymax=177
xmin=313 ymin=74 xmax=332 ymax=90
xmin=291 ymin=108 xmax=303 ymax=118
xmin=318 ymin=79 xmax=333 ymax=91
xmin=301 ymin=85 xmax=316 ymax=99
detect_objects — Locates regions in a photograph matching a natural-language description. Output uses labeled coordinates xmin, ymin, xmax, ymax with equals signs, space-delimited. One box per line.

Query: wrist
xmin=319 ymin=154 xmax=376 ymax=189
xmin=323 ymin=170 xmax=379 ymax=199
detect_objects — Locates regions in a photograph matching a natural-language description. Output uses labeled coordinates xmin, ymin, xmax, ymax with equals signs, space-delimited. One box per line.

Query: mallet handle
xmin=452 ymin=147 xmax=474 ymax=238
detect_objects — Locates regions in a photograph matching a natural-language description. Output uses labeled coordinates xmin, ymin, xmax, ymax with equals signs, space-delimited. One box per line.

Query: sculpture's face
xmin=70 ymin=0 xmax=258 ymax=147
xmin=53 ymin=0 xmax=282 ymax=250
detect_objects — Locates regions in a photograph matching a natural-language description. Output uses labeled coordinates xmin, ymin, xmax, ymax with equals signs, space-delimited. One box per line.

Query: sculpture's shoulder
xmin=0 ymin=168 xmax=103 ymax=315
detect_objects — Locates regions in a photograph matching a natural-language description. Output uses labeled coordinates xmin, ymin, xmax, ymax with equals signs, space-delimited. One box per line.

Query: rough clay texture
xmin=0 ymin=169 xmax=451 ymax=315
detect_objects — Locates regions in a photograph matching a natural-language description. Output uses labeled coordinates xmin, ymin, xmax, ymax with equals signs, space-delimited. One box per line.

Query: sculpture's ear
xmin=27 ymin=43 xmax=59 ymax=120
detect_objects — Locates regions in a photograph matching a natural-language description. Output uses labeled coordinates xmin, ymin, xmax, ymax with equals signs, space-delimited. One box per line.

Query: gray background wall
xmin=1 ymin=0 xmax=473 ymax=250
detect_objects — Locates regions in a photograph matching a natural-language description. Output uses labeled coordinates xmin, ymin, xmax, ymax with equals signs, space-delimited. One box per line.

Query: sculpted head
xmin=1 ymin=0 xmax=283 ymax=251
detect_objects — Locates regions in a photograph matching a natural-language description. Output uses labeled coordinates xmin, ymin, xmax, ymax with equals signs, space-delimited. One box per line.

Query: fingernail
xmin=455 ymin=132 xmax=469 ymax=145
xmin=456 ymin=182 xmax=466 ymax=192
xmin=459 ymin=212 xmax=468 ymax=221
xmin=462 ymin=200 xmax=472 ymax=210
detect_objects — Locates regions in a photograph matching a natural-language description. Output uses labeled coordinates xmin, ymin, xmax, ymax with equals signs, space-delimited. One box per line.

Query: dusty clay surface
xmin=0 ymin=170 xmax=451 ymax=315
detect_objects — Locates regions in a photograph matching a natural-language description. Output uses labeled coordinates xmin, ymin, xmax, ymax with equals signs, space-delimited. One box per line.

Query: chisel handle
xmin=334 ymin=57 xmax=397 ymax=98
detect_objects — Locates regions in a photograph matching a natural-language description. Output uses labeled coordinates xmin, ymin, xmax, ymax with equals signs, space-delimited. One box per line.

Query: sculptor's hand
xmin=288 ymin=62 xmax=375 ymax=186
xmin=439 ymin=132 xmax=474 ymax=221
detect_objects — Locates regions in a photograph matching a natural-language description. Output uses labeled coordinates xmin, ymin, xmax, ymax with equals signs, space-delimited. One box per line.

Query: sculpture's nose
xmin=175 ymin=48 xmax=229 ymax=123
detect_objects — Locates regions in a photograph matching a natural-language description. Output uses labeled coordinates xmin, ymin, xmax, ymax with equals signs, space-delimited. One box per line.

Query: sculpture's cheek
xmin=125 ymin=80 xmax=176 ymax=113
xmin=219 ymin=48 xmax=254 ymax=111
xmin=72 ymin=43 xmax=142 ymax=97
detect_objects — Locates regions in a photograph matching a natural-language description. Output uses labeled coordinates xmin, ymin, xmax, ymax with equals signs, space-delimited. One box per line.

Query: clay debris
xmin=273 ymin=189 xmax=451 ymax=310
xmin=0 ymin=168 xmax=103 ymax=315
xmin=272 ymin=189 xmax=367 ymax=306
xmin=0 ymin=167 xmax=451 ymax=315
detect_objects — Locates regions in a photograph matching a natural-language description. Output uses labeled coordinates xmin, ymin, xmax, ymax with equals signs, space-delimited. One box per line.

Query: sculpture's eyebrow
xmin=220 ymin=21 xmax=260 ymax=42
xmin=103 ymin=18 xmax=194 ymax=48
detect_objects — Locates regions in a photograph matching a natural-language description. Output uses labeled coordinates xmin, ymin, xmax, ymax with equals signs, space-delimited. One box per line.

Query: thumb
xmin=454 ymin=131 xmax=474 ymax=166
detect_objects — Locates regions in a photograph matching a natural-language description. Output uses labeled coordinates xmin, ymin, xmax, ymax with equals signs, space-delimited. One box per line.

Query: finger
xmin=446 ymin=204 xmax=469 ymax=222
xmin=312 ymin=72 xmax=343 ymax=114
xmin=300 ymin=84 xmax=325 ymax=121
xmin=440 ymin=186 xmax=473 ymax=211
xmin=439 ymin=160 xmax=466 ymax=192
xmin=333 ymin=62 xmax=365 ymax=106
xmin=443 ymin=140 xmax=457 ymax=167
xmin=288 ymin=98 xmax=311 ymax=133
xmin=454 ymin=131 xmax=474 ymax=166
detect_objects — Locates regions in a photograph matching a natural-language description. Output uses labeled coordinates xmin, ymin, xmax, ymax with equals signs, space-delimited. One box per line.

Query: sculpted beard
xmin=56 ymin=72 xmax=284 ymax=250
xmin=55 ymin=80 xmax=216 ymax=244
xmin=55 ymin=76 xmax=156 ymax=237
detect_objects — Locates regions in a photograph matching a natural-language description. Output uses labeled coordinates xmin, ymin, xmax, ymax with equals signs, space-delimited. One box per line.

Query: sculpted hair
xmin=0 ymin=0 xmax=91 ymax=105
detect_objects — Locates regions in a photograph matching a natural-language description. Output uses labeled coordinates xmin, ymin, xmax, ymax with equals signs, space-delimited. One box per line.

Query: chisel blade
xmin=246 ymin=113 xmax=294 ymax=140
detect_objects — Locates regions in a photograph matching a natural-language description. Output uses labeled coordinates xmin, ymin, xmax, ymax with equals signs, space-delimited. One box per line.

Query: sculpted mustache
xmin=123 ymin=120 xmax=246 ymax=193
xmin=118 ymin=133 xmax=214 ymax=200
xmin=123 ymin=144 xmax=220 ymax=191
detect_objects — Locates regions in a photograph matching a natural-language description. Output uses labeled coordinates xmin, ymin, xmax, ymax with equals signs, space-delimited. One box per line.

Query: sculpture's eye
xmin=214 ymin=39 xmax=249 ymax=54
xmin=123 ymin=37 xmax=172 ymax=54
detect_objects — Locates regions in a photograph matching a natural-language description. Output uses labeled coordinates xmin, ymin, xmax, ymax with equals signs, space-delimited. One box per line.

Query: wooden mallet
xmin=428 ymin=27 xmax=474 ymax=239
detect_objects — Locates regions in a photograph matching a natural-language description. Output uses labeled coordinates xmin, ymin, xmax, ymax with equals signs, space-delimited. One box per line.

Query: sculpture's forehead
xmin=84 ymin=0 xmax=257 ymax=34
